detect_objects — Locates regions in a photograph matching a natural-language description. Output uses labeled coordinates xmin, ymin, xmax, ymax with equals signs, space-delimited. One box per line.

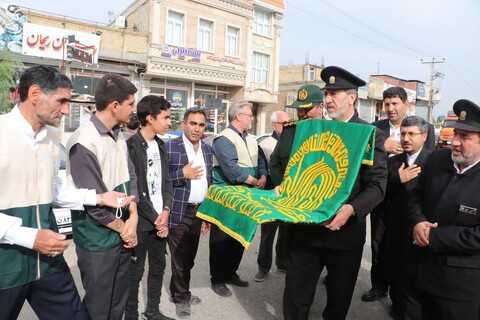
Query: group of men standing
xmin=2 ymin=63 xmax=480 ymax=320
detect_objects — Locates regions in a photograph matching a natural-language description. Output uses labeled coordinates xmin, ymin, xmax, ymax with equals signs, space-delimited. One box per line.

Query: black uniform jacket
xmin=273 ymin=115 xmax=388 ymax=250
xmin=407 ymin=148 xmax=480 ymax=300
xmin=384 ymin=148 xmax=431 ymax=282
xmin=372 ymin=119 xmax=436 ymax=152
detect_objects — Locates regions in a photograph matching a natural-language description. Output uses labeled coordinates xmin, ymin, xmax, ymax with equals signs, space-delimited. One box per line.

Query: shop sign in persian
xmin=22 ymin=22 xmax=100 ymax=63
xmin=161 ymin=44 xmax=201 ymax=62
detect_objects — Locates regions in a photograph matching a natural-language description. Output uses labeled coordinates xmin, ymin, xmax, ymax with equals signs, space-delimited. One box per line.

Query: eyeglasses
xmin=274 ymin=121 xmax=288 ymax=125
xmin=240 ymin=113 xmax=254 ymax=118
xmin=400 ymin=131 xmax=424 ymax=138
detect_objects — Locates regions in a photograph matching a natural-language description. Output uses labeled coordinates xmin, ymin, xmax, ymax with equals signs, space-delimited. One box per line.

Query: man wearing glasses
xmin=383 ymin=116 xmax=432 ymax=318
xmin=363 ymin=87 xmax=435 ymax=304
xmin=209 ymin=100 xmax=267 ymax=297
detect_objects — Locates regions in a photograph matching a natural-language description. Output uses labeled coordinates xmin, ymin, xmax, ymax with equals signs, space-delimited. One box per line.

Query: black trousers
xmin=419 ymin=291 xmax=480 ymax=320
xmin=209 ymin=224 xmax=245 ymax=283
xmin=369 ymin=205 xmax=389 ymax=290
xmin=283 ymin=246 xmax=363 ymax=320
xmin=125 ymin=229 xmax=167 ymax=320
xmin=77 ymin=243 xmax=131 ymax=320
xmin=257 ymin=223 xmax=289 ymax=273
xmin=167 ymin=205 xmax=203 ymax=303
xmin=390 ymin=279 xmax=422 ymax=320
xmin=0 ymin=270 xmax=86 ymax=320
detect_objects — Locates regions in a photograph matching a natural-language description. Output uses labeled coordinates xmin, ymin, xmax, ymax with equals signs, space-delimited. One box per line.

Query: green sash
xmin=197 ymin=119 xmax=376 ymax=248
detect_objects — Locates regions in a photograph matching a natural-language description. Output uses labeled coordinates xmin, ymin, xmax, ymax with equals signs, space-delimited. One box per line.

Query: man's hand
xmin=413 ymin=221 xmax=438 ymax=247
xmin=384 ymin=133 xmax=403 ymax=154
xmin=183 ymin=161 xmax=204 ymax=180
xmin=157 ymin=228 xmax=169 ymax=238
xmin=121 ymin=218 xmax=138 ymax=248
xmin=33 ymin=229 xmax=70 ymax=256
xmin=255 ymin=176 xmax=267 ymax=189
xmin=201 ymin=221 xmax=211 ymax=234
xmin=244 ymin=175 xmax=259 ymax=187
xmin=97 ymin=191 xmax=135 ymax=208
xmin=154 ymin=211 xmax=169 ymax=237
xmin=398 ymin=163 xmax=421 ymax=184
xmin=324 ymin=204 xmax=355 ymax=231
xmin=273 ymin=185 xmax=281 ymax=196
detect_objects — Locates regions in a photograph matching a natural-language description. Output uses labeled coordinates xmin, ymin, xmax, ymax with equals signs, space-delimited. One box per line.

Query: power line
xmin=312 ymin=0 xmax=433 ymax=58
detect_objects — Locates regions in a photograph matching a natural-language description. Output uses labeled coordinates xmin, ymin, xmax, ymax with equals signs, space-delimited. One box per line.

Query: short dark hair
xmin=401 ymin=115 xmax=427 ymax=133
xmin=183 ymin=107 xmax=207 ymax=121
xmin=94 ymin=73 xmax=137 ymax=111
xmin=126 ymin=113 xmax=141 ymax=130
xmin=18 ymin=65 xmax=72 ymax=102
xmin=136 ymin=95 xmax=171 ymax=126
xmin=383 ymin=86 xmax=408 ymax=102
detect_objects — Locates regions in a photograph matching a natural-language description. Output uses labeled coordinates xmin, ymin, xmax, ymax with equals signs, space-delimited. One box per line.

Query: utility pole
xmin=421 ymin=58 xmax=445 ymax=123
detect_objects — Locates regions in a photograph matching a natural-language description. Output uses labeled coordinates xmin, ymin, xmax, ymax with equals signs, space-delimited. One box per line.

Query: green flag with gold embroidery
xmin=197 ymin=119 xmax=376 ymax=248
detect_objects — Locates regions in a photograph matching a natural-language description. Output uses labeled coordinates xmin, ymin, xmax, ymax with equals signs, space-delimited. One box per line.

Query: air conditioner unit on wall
xmin=116 ymin=16 xmax=127 ymax=29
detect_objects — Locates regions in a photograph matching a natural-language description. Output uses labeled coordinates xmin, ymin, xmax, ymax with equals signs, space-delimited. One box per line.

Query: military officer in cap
xmin=283 ymin=66 xmax=387 ymax=320
xmin=270 ymin=84 xmax=324 ymax=187
xmin=407 ymin=99 xmax=480 ymax=320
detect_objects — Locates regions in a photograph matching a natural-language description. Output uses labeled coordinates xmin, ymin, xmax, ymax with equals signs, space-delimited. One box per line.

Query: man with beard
xmin=407 ymin=99 xmax=480 ymax=319
xmin=283 ymin=66 xmax=387 ymax=320
xmin=209 ymin=100 xmax=267 ymax=297
xmin=67 ymin=73 xmax=139 ymax=320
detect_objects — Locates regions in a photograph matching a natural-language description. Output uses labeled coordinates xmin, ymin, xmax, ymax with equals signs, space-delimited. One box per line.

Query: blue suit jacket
xmin=166 ymin=136 xmax=214 ymax=228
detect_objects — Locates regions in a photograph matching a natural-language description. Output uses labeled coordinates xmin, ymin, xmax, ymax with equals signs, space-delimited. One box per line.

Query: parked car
xmin=53 ymin=145 xmax=72 ymax=236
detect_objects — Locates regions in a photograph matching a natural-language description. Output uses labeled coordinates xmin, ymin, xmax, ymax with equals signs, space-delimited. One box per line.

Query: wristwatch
xmin=163 ymin=206 xmax=171 ymax=214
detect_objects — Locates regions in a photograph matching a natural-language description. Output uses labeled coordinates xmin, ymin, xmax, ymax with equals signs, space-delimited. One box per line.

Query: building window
xmin=252 ymin=52 xmax=269 ymax=84
xmin=167 ymin=10 xmax=184 ymax=46
xmin=197 ymin=19 xmax=213 ymax=51
xmin=254 ymin=9 xmax=271 ymax=37
xmin=308 ymin=67 xmax=315 ymax=81
xmin=225 ymin=26 xmax=239 ymax=57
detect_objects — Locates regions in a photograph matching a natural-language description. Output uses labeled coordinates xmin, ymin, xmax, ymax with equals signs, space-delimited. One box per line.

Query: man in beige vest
xmin=209 ymin=100 xmax=267 ymax=297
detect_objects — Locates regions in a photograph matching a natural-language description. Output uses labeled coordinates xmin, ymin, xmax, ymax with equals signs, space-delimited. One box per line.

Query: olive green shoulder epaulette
xmin=284 ymin=120 xmax=297 ymax=127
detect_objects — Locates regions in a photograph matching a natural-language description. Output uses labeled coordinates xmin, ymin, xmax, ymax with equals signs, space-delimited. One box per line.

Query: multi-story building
xmin=119 ymin=0 xmax=285 ymax=134
xmin=2 ymin=0 xmax=285 ymax=135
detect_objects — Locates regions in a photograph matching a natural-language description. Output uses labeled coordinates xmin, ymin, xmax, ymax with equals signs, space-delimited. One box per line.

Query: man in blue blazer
xmin=166 ymin=107 xmax=213 ymax=318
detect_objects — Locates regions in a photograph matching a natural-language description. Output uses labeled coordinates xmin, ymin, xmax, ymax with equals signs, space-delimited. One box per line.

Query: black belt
xmin=187 ymin=203 xmax=201 ymax=209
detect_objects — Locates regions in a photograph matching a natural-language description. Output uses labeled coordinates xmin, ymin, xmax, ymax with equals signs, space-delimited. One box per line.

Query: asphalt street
xmin=19 ymin=217 xmax=392 ymax=319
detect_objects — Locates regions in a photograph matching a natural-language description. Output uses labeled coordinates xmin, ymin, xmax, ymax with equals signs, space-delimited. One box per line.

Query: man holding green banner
xmin=283 ymin=66 xmax=388 ymax=320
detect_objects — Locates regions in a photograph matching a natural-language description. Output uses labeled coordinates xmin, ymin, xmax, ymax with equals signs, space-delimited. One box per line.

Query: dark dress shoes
xmin=361 ymin=288 xmax=389 ymax=302
xmin=211 ymin=283 xmax=232 ymax=297
xmin=225 ymin=274 xmax=249 ymax=287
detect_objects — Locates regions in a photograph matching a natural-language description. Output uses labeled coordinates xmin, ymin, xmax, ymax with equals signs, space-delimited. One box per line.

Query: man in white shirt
xmin=166 ymin=107 xmax=214 ymax=318
xmin=0 ymin=65 xmax=132 ymax=320
xmin=383 ymin=116 xmax=431 ymax=318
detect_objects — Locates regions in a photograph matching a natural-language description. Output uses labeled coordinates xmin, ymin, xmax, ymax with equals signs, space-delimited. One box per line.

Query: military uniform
xmin=407 ymin=100 xmax=480 ymax=319
xmin=283 ymin=66 xmax=388 ymax=320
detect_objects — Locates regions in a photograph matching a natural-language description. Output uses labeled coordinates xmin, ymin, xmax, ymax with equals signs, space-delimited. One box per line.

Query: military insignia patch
xmin=298 ymin=89 xmax=308 ymax=101
xmin=459 ymin=205 xmax=477 ymax=215
xmin=329 ymin=76 xmax=335 ymax=84
xmin=460 ymin=111 xmax=467 ymax=120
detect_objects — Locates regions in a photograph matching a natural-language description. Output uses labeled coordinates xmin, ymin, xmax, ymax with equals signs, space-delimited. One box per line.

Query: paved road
xmin=19 ymin=218 xmax=392 ymax=319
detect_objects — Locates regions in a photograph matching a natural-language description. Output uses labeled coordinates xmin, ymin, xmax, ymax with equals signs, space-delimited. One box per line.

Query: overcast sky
xmin=11 ymin=0 xmax=480 ymax=118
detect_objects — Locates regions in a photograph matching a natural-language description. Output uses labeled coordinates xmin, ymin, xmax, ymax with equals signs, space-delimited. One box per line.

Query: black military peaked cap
xmin=321 ymin=66 xmax=366 ymax=90
xmin=452 ymin=99 xmax=480 ymax=132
